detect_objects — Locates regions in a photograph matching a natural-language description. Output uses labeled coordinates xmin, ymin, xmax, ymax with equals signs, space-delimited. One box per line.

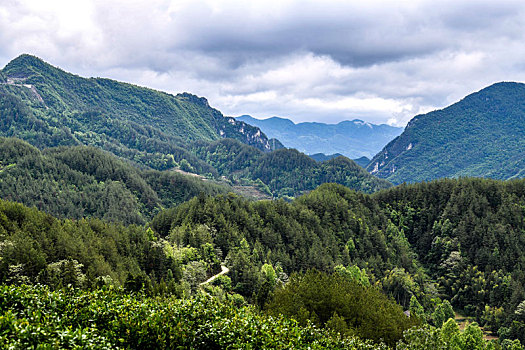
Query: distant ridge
xmin=367 ymin=82 xmax=525 ymax=184
xmin=237 ymin=115 xmax=403 ymax=159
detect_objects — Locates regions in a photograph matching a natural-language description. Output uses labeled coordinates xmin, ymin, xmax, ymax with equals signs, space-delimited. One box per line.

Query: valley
xmin=0 ymin=54 xmax=524 ymax=349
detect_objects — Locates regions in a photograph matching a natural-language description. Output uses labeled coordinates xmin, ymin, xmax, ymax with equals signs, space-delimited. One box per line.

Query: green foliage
xmin=0 ymin=54 xmax=393 ymax=199
xmin=334 ymin=264 xmax=371 ymax=286
xmin=0 ymin=198 xmax=179 ymax=287
xmin=193 ymin=139 xmax=392 ymax=197
xmin=409 ymin=295 xmax=425 ymax=319
xmin=397 ymin=321 xmax=506 ymax=350
xmin=0 ymin=54 xmax=274 ymax=175
xmin=0 ymin=284 xmax=385 ymax=349
xmin=368 ymin=82 xmax=525 ymax=184
xmin=0 ymin=137 xmax=228 ymax=224
xmin=375 ymin=177 xmax=525 ymax=343
xmin=152 ymin=183 xmax=426 ymax=300
xmin=265 ymin=269 xmax=419 ymax=346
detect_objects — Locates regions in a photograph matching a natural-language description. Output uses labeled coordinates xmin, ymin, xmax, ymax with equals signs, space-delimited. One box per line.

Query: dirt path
xmin=454 ymin=313 xmax=498 ymax=341
xmin=1 ymin=78 xmax=47 ymax=108
xmin=199 ymin=265 xmax=230 ymax=286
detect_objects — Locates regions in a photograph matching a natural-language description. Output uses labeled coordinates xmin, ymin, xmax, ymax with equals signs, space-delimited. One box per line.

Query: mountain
xmin=153 ymin=177 xmax=525 ymax=343
xmin=236 ymin=115 xmax=403 ymax=158
xmin=367 ymin=82 xmax=525 ymax=184
xmin=309 ymin=153 xmax=370 ymax=168
xmin=0 ymin=54 xmax=390 ymax=199
xmin=308 ymin=153 xmax=344 ymax=162
xmin=192 ymin=139 xmax=392 ymax=197
xmin=353 ymin=156 xmax=371 ymax=168
xmin=0 ymin=54 xmax=276 ymax=173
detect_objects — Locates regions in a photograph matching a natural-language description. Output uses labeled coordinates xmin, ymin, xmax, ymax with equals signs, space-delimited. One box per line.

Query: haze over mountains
xmin=237 ymin=115 xmax=403 ymax=159
xmin=367 ymin=82 xmax=525 ymax=184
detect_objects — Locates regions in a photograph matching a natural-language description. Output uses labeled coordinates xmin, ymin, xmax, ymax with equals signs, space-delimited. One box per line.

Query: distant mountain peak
xmin=236 ymin=115 xmax=402 ymax=159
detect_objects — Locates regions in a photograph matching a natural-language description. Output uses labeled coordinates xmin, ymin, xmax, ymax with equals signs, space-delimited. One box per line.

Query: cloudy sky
xmin=1 ymin=0 xmax=525 ymax=126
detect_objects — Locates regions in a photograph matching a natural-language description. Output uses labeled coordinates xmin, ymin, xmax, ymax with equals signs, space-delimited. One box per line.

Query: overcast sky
xmin=1 ymin=0 xmax=525 ymax=126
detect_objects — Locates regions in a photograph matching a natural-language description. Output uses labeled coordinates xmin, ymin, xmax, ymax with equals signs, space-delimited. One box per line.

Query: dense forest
xmin=368 ymin=82 xmax=525 ymax=184
xmin=0 ymin=137 xmax=229 ymax=224
xmin=192 ymin=138 xmax=391 ymax=198
xmin=1 ymin=54 xmax=525 ymax=348
xmin=2 ymin=178 xmax=525 ymax=348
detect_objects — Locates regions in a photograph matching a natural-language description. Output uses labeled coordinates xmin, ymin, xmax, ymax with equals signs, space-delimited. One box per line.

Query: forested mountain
xmin=237 ymin=115 xmax=403 ymax=158
xmin=0 ymin=137 xmax=228 ymax=224
xmin=374 ymin=178 xmax=525 ymax=341
xmin=353 ymin=156 xmax=371 ymax=168
xmin=309 ymin=153 xmax=344 ymax=162
xmin=192 ymin=138 xmax=392 ymax=197
xmin=309 ymin=153 xmax=370 ymax=169
xmin=151 ymin=178 xmax=525 ymax=344
xmin=2 ymin=54 xmax=525 ymax=348
xmin=367 ymin=82 xmax=525 ymax=184
xmin=0 ymin=54 xmax=276 ymax=172
xmin=0 ymin=55 xmax=390 ymax=199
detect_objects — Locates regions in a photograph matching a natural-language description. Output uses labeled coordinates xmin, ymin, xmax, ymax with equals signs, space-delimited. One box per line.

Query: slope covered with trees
xmin=367 ymin=82 xmax=525 ymax=184
xmin=153 ymin=178 xmax=525 ymax=344
xmin=374 ymin=178 xmax=525 ymax=342
xmin=1 ymin=179 xmax=525 ymax=347
xmin=0 ymin=55 xmax=390 ymax=199
xmin=0 ymin=54 xmax=276 ymax=172
xmin=0 ymin=137 xmax=228 ymax=224
xmin=192 ymin=139 xmax=392 ymax=197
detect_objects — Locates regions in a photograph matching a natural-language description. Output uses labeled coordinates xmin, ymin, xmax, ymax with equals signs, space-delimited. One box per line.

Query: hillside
xmin=367 ymin=82 xmax=525 ymax=184
xmin=0 ymin=55 xmax=390 ymax=199
xmin=152 ymin=178 xmax=525 ymax=343
xmin=0 ymin=54 xmax=276 ymax=173
xmin=192 ymin=138 xmax=392 ymax=197
xmin=0 ymin=137 xmax=229 ymax=224
xmin=1 ymin=175 xmax=524 ymax=346
xmin=373 ymin=178 xmax=525 ymax=342
xmin=237 ymin=115 xmax=403 ymax=158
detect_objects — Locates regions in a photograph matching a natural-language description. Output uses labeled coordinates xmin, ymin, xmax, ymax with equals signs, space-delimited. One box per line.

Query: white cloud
xmin=2 ymin=0 xmax=525 ymax=126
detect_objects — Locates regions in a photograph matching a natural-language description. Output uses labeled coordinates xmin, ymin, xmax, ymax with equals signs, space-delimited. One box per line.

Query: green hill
xmin=0 ymin=54 xmax=276 ymax=172
xmin=367 ymin=82 xmax=525 ymax=184
xmin=192 ymin=139 xmax=392 ymax=197
xmin=154 ymin=178 xmax=525 ymax=343
xmin=0 ymin=137 xmax=228 ymax=225
xmin=0 ymin=55 xmax=390 ymax=198
xmin=1 ymin=176 xmax=525 ymax=345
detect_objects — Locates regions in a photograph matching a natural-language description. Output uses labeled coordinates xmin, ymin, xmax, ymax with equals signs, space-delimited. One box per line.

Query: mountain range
xmin=0 ymin=54 xmax=389 ymax=200
xmin=367 ymin=82 xmax=525 ymax=184
xmin=236 ymin=115 xmax=403 ymax=159
xmin=0 ymin=54 xmax=280 ymax=172
xmin=2 ymin=54 xmax=525 ymax=347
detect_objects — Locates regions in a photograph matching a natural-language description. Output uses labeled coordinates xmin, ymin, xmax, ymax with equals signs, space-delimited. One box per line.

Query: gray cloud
xmin=2 ymin=0 xmax=525 ymax=126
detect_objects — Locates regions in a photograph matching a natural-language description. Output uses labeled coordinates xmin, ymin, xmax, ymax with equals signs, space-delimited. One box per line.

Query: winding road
xmin=199 ymin=265 xmax=230 ymax=286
